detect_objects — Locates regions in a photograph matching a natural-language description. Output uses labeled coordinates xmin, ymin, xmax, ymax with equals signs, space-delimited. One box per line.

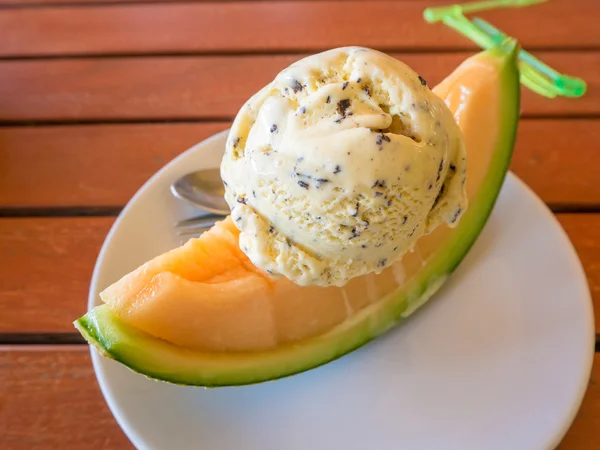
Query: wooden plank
xmin=0 ymin=123 xmax=229 ymax=208
xmin=0 ymin=217 xmax=114 ymax=333
xmin=557 ymin=215 xmax=600 ymax=335
xmin=0 ymin=0 xmax=598 ymax=57
xmin=510 ymin=120 xmax=600 ymax=208
xmin=0 ymin=347 xmax=597 ymax=449
xmin=1 ymin=214 xmax=599 ymax=334
xmin=0 ymin=52 xmax=597 ymax=122
xmin=0 ymin=346 xmax=132 ymax=449
xmin=1 ymin=120 xmax=599 ymax=209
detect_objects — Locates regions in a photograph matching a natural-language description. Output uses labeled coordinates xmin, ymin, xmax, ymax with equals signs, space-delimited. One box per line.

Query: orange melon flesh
xmin=100 ymin=216 xmax=263 ymax=313
xmin=90 ymin=44 xmax=519 ymax=357
xmin=119 ymin=272 xmax=275 ymax=351
xmin=104 ymin=214 xmax=400 ymax=351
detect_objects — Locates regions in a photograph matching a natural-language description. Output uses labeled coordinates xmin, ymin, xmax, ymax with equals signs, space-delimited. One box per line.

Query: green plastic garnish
xmin=424 ymin=0 xmax=548 ymax=23
xmin=423 ymin=0 xmax=587 ymax=98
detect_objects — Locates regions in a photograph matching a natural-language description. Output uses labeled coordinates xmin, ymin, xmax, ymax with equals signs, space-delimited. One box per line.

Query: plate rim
xmin=87 ymin=130 xmax=595 ymax=450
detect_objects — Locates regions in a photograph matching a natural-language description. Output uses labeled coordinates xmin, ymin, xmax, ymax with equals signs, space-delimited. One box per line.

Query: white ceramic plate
xmin=88 ymin=130 xmax=594 ymax=450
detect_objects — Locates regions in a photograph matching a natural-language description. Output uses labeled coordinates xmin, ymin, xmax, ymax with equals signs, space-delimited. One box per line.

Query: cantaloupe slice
xmin=76 ymin=41 xmax=520 ymax=386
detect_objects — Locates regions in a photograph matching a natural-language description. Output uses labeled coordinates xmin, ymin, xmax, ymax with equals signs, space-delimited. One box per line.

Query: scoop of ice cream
xmin=221 ymin=47 xmax=467 ymax=287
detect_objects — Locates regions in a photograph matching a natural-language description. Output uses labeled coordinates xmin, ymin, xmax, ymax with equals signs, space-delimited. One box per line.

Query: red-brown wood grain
xmin=0 ymin=346 xmax=133 ymax=449
xmin=559 ymin=214 xmax=600 ymax=330
xmin=0 ymin=347 xmax=597 ymax=449
xmin=1 ymin=120 xmax=599 ymax=209
xmin=1 ymin=0 xmax=598 ymax=57
xmin=0 ymin=52 xmax=597 ymax=122
xmin=510 ymin=119 xmax=600 ymax=208
xmin=0 ymin=123 xmax=229 ymax=207
xmin=0 ymin=217 xmax=114 ymax=333
xmin=1 ymin=214 xmax=599 ymax=335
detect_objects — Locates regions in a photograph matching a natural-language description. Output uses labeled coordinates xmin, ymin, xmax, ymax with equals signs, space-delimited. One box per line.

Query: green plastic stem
xmin=424 ymin=0 xmax=547 ymax=23
xmin=423 ymin=0 xmax=587 ymax=98
xmin=471 ymin=18 xmax=587 ymax=98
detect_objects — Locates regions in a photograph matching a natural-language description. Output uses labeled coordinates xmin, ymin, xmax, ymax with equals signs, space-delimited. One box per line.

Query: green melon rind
xmin=75 ymin=42 xmax=520 ymax=387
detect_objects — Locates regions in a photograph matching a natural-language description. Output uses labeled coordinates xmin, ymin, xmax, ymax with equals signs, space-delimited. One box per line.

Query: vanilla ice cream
xmin=221 ymin=47 xmax=467 ymax=287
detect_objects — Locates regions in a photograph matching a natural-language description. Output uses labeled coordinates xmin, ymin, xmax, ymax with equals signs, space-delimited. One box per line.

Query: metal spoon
xmin=170 ymin=169 xmax=230 ymax=215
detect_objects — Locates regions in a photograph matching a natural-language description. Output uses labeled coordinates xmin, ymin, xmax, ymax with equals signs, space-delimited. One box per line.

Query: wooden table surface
xmin=1 ymin=0 xmax=599 ymax=448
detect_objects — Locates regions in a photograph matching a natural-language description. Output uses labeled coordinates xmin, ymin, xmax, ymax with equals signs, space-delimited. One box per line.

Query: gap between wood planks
xmin=0 ymin=333 xmax=86 ymax=345
xmin=2 ymin=114 xmax=600 ymax=127
xmin=0 ymin=333 xmax=598 ymax=347
xmin=0 ymin=115 xmax=597 ymax=126
xmin=0 ymin=206 xmax=123 ymax=217
xmin=4 ymin=46 xmax=600 ymax=61
xmin=2 ymin=205 xmax=600 ymax=218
